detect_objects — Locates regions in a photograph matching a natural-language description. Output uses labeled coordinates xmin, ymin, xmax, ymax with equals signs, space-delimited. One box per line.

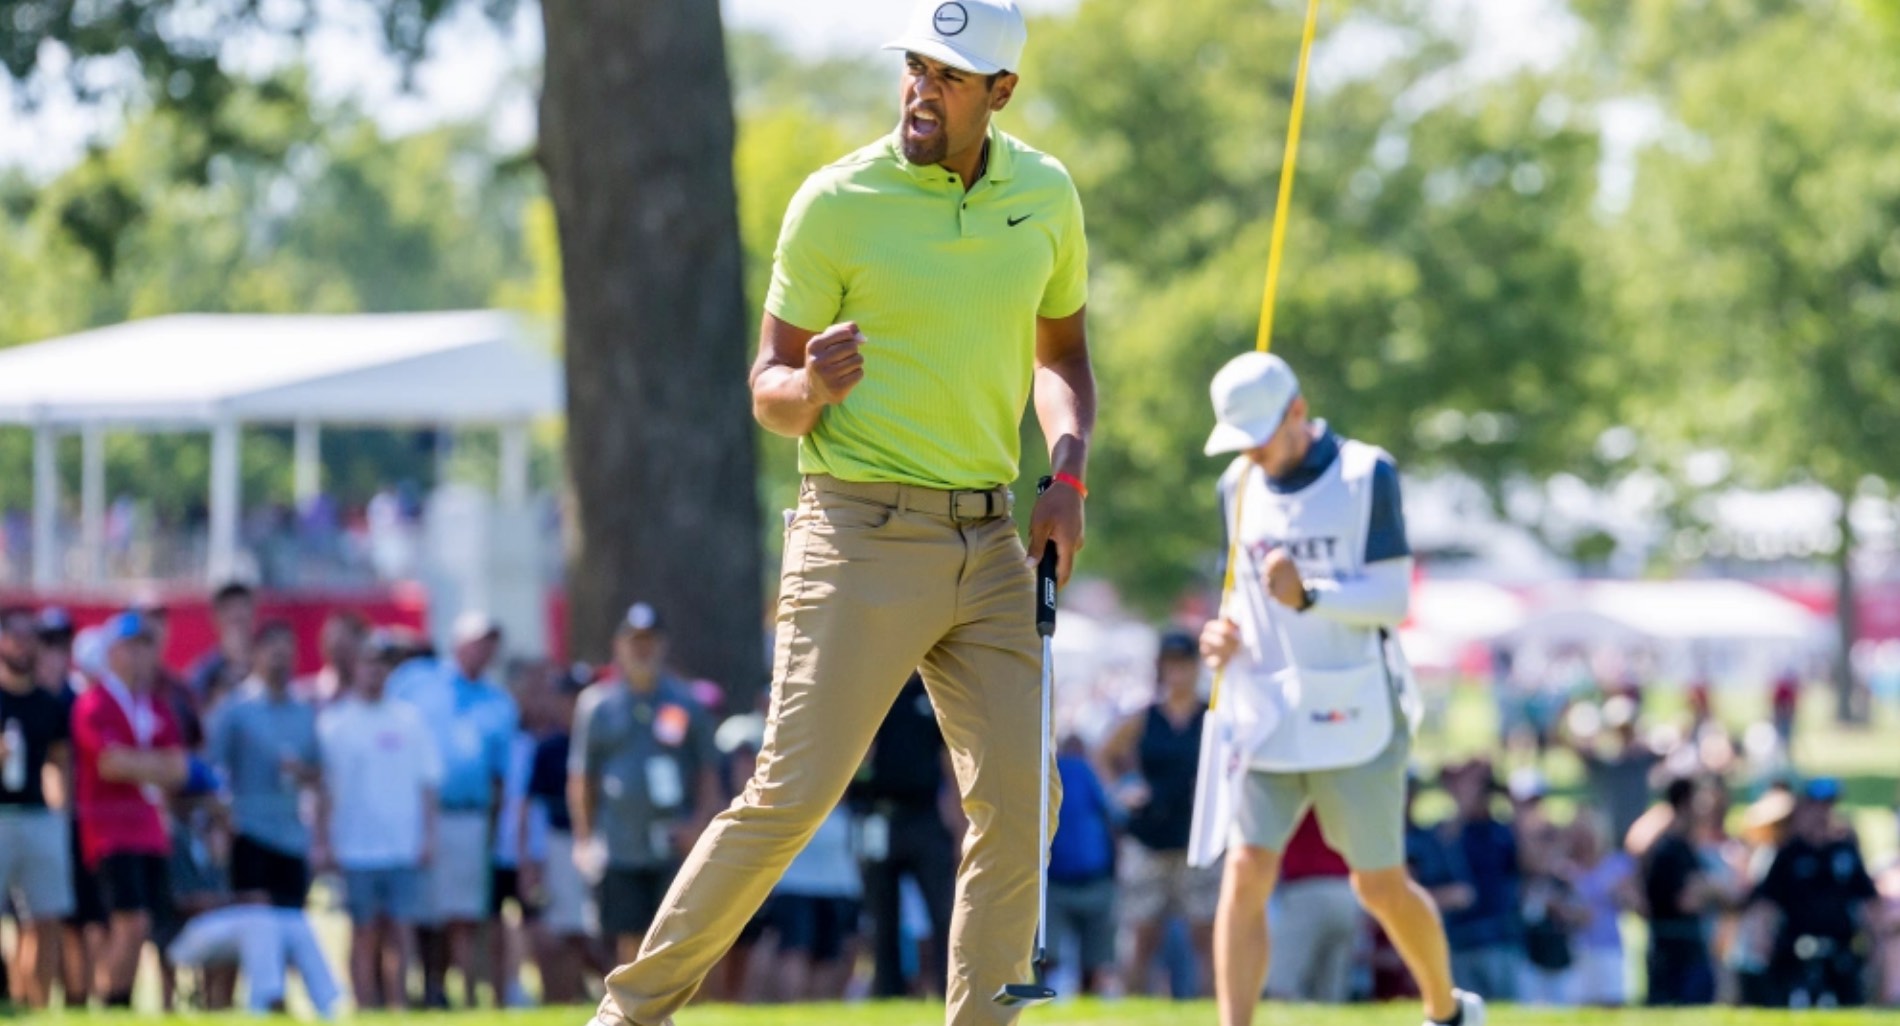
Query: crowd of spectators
xmin=0 ymin=591 xmax=1895 ymax=1014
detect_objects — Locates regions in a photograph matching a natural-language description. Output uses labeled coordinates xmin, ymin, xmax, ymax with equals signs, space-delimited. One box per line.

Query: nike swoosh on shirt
xmin=1008 ymin=214 xmax=1033 ymax=227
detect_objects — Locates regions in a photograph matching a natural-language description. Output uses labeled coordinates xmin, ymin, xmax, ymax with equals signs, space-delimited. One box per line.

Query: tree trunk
xmin=1833 ymin=486 xmax=1859 ymax=724
xmin=538 ymin=0 xmax=763 ymax=699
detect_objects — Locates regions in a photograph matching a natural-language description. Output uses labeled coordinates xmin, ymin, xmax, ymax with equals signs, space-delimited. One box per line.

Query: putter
xmin=995 ymin=482 xmax=1061 ymax=1009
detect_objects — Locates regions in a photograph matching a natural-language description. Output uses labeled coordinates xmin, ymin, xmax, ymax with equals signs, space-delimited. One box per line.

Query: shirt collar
xmin=890 ymin=122 xmax=1016 ymax=185
xmin=1265 ymin=421 xmax=1340 ymax=494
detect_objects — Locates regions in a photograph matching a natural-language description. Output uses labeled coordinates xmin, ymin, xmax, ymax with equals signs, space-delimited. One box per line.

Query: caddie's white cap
xmin=884 ymin=0 xmax=1028 ymax=76
xmin=1204 ymin=351 xmax=1302 ymax=456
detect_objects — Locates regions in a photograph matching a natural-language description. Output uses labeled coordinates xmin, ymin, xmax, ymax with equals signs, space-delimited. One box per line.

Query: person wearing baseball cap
xmin=70 ymin=610 xmax=188 ymax=1007
xmin=1093 ymin=629 xmax=1222 ymax=997
xmin=1746 ymin=776 xmax=1876 ymax=1005
xmin=572 ymin=603 xmax=719 ymax=971
xmin=390 ymin=611 xmax=516 ymax=1009
xmin=598 ymin=3 xmax=1097 ymax=1025
xmin=1192 ymin=352 xmax=1482 ymax=1026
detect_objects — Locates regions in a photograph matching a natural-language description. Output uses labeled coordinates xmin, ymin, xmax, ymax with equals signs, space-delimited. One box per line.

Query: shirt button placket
xmin=952 ymin=177 xmax=972 ymax=237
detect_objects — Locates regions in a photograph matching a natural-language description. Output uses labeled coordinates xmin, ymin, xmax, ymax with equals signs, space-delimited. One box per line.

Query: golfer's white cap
xmin=884 ymin=0 xmax=1027 ymax=76
xmin=1205 ymin=352 xmax=1301 ymax=456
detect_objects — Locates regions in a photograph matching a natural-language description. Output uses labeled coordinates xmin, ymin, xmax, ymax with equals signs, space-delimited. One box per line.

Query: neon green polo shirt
xmin=765 ymin=123 xmax=1089 ymax=491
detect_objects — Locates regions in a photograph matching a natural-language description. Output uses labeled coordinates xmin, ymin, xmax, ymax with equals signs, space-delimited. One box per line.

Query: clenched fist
xmin=803 ymin=322 xmax=867 ymax=406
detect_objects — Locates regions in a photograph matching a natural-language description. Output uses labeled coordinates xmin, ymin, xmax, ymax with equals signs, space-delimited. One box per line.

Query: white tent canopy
xmin=1412 ymin=578 xmax=1530 ymax=642
xmin=0 ymin=311 xmax=561 ymax=586
xmin=1504 ymin=579 xmax=1831 ymax=686
xmin=1511 ymin=580 xmax=1827 ymax=645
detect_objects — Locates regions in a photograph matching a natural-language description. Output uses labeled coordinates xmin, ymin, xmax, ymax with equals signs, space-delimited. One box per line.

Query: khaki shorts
xmin=1232 ymin=725 xmax=1411 ymax=871
xmin=1119 ymin=841 xmax=1221 ymax=925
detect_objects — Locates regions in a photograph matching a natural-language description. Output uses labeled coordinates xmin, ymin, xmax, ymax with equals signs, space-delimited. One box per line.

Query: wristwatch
xmin=1297 ymin=586 xmax=1318 ymax=612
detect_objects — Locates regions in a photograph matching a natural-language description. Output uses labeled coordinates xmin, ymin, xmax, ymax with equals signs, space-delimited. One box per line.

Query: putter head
xmin=993 ymin=983 xmax=1057 ymax=1008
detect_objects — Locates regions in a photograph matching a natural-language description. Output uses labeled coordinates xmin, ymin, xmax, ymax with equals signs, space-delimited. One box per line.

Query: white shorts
xmin=0 ymin=807 xmax=75 ymax=920
xmin=542 ymin=831 xmax=595 ymax=937
xmin=419 ymin=812 xmax=491 ymax=925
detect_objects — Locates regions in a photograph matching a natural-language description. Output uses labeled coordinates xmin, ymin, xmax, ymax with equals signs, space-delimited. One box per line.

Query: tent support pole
xmin=293 ymin=420 xmax=321 ymax=506
xmin=500 ymin=421 xmax=530 ymax=507
xmin=209 ymin=418 xmax=242 ymax=585
xmin=31 ymin=423 xmax=58 ymax=589
xmin=81 ymin=424 xmax=105 ymax=585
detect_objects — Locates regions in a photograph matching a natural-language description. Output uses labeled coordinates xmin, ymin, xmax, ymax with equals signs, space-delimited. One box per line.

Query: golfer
xmin=592 ymin=1 xmax=1094 ymax=1024
xmin=1193 ymin=352 xmax=1483 ymax=1026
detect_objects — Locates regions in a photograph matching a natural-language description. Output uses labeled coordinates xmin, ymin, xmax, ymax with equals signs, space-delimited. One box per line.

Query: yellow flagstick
xmin=1253 ymin=0 xmax=1322 ymax=357
xmin=1211 ymin=0 xmax=1320 ymax=714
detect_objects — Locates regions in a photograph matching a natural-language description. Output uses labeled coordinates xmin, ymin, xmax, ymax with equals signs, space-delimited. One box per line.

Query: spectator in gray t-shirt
xmin=569 ymin=603 xmax=719 ymax=963
xmin=206 ymin=622 xmax=320 ymax=909
xmin=1566 ymin=695 xmax=1661 ymax=844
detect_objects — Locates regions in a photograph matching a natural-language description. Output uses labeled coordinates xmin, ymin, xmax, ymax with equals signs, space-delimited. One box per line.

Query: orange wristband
xmin=1053 ymin=471 xmax=1088 ymax=499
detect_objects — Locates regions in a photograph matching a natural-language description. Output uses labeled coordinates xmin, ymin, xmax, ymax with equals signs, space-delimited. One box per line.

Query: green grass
xmin=18 ymin=1003 xmax=1900 ymax=1025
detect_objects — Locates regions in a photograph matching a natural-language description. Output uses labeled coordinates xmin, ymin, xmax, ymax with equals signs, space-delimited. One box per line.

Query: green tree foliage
xmin=1597 ymin=0 xmax=1900 ymax=715
xmin=1014 ymin=0 xmax=1610 ymax=603
xmin=1604 ymin=4 xmax=1900 ymax=490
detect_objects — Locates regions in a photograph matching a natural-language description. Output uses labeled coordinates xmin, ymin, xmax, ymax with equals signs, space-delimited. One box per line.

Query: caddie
xmin=1192 ymin=351 xmax=1483 ymax=1026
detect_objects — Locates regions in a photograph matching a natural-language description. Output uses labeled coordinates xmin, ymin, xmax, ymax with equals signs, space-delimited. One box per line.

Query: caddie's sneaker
xmin=1422 ymin=989 xmax=1485 ymax=1026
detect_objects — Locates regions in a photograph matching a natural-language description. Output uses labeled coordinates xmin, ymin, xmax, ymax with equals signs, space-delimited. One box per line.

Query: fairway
xmin=21 ymin=1006 xmax=1900 ymax=1026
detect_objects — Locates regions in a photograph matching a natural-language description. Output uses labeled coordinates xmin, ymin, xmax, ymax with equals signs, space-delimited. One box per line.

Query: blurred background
xmin=4 ymin=0 xmax=1900 ymax=1012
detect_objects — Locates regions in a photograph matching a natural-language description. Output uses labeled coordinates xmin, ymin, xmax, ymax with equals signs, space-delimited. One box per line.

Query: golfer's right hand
xmin=1200 ymin=618 xmax=1241 ymax=671
xmin=803 ymin=322 xmax=866 ymax=406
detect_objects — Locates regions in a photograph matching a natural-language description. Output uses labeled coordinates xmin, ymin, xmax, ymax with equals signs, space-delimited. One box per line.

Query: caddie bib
xmin=1224 ymin=439 xmax=1407 ymax=772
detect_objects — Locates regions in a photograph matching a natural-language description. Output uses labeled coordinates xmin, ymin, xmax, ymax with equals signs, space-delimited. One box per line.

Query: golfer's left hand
xmin=1263 ymin=548 xmax=1306 ymax=609
xmin=1026 ymin=482 xmax=1085 ymax=587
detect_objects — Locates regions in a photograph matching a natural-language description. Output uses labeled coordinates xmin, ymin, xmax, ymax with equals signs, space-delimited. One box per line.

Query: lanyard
xmin=101 ymin=675 xmax=156 ymax=748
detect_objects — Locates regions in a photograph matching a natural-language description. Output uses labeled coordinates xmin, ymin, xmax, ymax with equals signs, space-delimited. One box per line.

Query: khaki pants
xmin=600 ymin=475 xmax=1059 ymax=1026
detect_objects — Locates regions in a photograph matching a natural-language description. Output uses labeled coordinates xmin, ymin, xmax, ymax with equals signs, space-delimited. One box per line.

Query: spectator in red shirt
xmin=71 ymin=612 xmax=188 ymax=1007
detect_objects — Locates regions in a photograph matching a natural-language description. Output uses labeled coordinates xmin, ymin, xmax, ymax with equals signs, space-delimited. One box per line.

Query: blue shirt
xmin=1442 ymin=817 xmax=1523 ymax=950
xmin=1405 ymin=821 xmax=1461 ymax=890
xmin=205 ymin=686 xmax=320 ymax=856
xmin=392 ymin=660 xmax=519 ymax=811
xmin=1048 ymin=753 xmax=1115 ymax=883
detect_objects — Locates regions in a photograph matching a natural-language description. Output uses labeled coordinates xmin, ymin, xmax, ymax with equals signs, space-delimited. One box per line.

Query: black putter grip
xmin=1036 ymin=476 xmax=1059 ymax=637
